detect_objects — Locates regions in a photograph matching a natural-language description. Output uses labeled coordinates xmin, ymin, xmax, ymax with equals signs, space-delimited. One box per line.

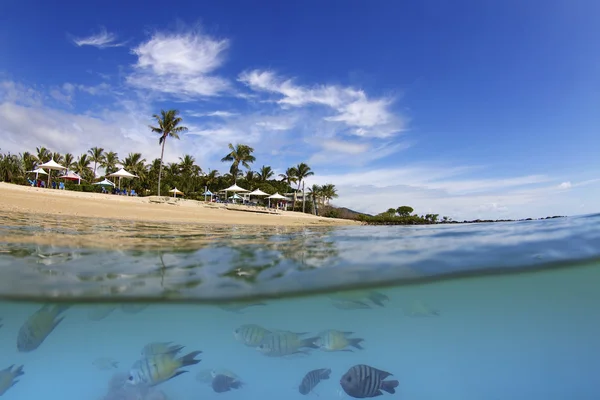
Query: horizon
xmin=1 ymin=0 xmax=599 ymax=220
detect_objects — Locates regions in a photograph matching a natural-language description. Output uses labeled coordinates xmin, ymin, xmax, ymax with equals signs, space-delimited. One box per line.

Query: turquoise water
xmin=0 ymin=211 xmax=599 ymax=399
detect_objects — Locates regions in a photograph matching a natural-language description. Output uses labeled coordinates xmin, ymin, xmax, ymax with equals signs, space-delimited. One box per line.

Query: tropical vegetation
xmin=0 ymin=109 xmax=342 ymax=216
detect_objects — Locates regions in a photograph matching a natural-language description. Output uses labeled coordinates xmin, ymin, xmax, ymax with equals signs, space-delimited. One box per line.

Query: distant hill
xmin=322 ymin=205 xmax=371 ymax=220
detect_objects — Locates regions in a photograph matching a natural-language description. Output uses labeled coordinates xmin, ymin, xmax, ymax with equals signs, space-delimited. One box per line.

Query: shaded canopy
xmin=93 ymin=178 xmax=115 ymax=187
xmin=27 ymin=168 xmax=48 ymax=175
xmin=38 ymin=159 xmax=66 ymax=171
xmin=107 ymin=168 xmax=137 ymax=178
xmin=61 ymin=171 xmax=83 ymax=181
xmin=267 ymin=192 xmax=289 ymax=200
xmin=169 ymin=188 xmax=183 ymax=194
xmin=223 ymin=183 xmax=249 ymax=192
xmin=248 ymin=188 xmax=269 ymax=196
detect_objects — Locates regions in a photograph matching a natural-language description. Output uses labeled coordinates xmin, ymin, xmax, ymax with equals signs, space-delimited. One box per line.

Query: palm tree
xmin=88 ymin=147 xmax=105 ymax=179
xmin=220 ymin=143 xmax=256 ymax=183
xmin=294 ymin=162 xmax=314 ymax=211
xmin=35 ymin=147 xmax=51 ymax=165
xmin=21 ymin=152 xmax=36 ymax=172
xmin=149 ymin=109 xmax=188 ymax=196
xmin=243 ymin=170 xmax=258 ymax=189
xmin=258 ymin=165 xmax=274 ymax=182
xmin=279 ymin=167 xmax=297 ymax=189
xmin=101 ymin=151 xmax=119 ymax=176
xmin=63 ymin=153 xmax=75 ymax=173
xmin=320 ymin=183 xmax=338 ymax=204
xmin=73 ymin=154 xmax=92 ymax=180
xmin=308 ymin=184 xmax=322 ymax=215
xmin=204 ymin=169 xmax=220 ymax=190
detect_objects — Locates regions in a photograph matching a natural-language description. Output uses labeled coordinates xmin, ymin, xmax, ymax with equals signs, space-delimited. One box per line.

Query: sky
xmin=1 ymin=0 xmax=599 ymax=220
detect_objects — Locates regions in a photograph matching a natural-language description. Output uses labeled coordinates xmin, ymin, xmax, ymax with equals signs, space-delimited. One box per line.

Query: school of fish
xmin=0 ymin=290 xmax=434 ymax=398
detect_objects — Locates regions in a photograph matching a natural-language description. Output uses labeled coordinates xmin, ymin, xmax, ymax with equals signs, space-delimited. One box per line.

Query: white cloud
xmin=127 ymin=29 xmax=230 ymax=98
xmin=72 ymin=27 xmax=125 ymax=49
xmin=238 ymin=69 xmax=406 ymax=138
xmin=559 ymin=181 xmax=572 ymax=189
xmin=186 ymin=110 xmax=239 ymax=118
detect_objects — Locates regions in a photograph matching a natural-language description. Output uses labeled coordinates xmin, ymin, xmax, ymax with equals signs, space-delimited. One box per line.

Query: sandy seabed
xmin=0 ymin=182 xmax=360 ymax=227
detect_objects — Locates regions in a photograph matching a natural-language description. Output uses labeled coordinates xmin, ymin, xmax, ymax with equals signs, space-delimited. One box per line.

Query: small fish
xmin=233 ymin=324 xmax=271 ymax=347
xmin=211 ymin=368 xmax=240 ymax=380
xmin=299 ymin=368 xmax=331 ymax=395
xmin=404 ymin=300 xmax=440 ymax=317
xmin=87 ymin=305 xmax=118 ymax=321
xmin=331 ymin=300 xmax=372 ymax=310
xmin=17 ymin=304 xmax=70 ymax=352
xmin=256 ymin=330 xmax=319 ymax=357
xmin=315 ymin=330 xmax=364 ymax=352
xmin=0 ymin=365 xmax=24 ymax=396
xmin=340 ymin=364 xmax=399 ymax=398
xmin=217 ymin=302 xmax=267 ymax=313
xmin=211 ymin=373 xmax=243 ymax=393
xmin=141 ymin=342 xmax=184 ymax=357
xmin=128 ymin=350 xmax=202 ymax=387
xmin=93 ymin=357 xmax=119 ymax=371
xmin=120 ymin=304 xmax=149 ymax=314
xmin=329 ymin=291 xmax=389 ymax=308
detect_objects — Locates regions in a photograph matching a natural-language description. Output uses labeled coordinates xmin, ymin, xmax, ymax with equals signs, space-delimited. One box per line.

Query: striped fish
xmin=299 ymin=368 xmax=331 ymax=395
xmin=17 ymin=304 xmax=70 ymax=352
xmin=0 ymin=365 xmax=24 ymax=396
xmin=128 ymin=350 xmax=202 ymax=387
xmin=340 ymin=364 xmax=399 ymax=398
xmin=233 ymin=324 xmax=271 ymax=347
xmin=315 ymin=330 xmax=364 ymax=352
xmin=256 ymin=330 xmax=318 ymax=357
xmin=141 ymin=341 xmax=184 ymax=357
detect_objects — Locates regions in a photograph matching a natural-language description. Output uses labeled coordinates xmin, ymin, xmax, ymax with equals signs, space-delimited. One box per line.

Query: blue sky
xmin=1 ymin=0 xmax=599 ymax=219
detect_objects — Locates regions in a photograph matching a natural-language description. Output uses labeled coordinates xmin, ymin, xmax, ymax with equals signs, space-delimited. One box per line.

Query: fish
xmin=211 ymin=373 xmax=243 ymax=393
xmin=404 ymin=300 xmax=440 ymax=317
xmin=93 ymin=357 xmax=120 ymax=371
xmin=141 ymin=342 xmax=184 ymax=357
xmin=256 ymin=330 xmax=319 ymax=357
xmin=120 ymin=304 xmax=149 ymax=314
xmin=0 ymin=365 xmax=24 ymax=396
xmin=217 ymin=302 xmax=267 ymax=313
xmin=329 ymin=290 xmax=389 ymax=309
xmin=315 ymin=330 xmax=364 ymax=352
xmin=233 ymin=324 xmax=272 ymax=347
xmin=17 ymin=304 xmax=70 ymax=352
xmin=87 ymin=305 xmax=118 ymax=321
xmin=128 ymin=350 xmax=202 ymax=387
xmin=340 ymin=364 xmax=399 ymax=398
xmin=299 ymin=368 xmax=331 ymax=395
xmin=0 ymin=317 xmax=3 ymax=329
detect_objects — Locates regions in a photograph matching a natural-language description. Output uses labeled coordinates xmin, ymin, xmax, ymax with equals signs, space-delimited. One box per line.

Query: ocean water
xmin=0 ymin=211 xmax=599 ymax=399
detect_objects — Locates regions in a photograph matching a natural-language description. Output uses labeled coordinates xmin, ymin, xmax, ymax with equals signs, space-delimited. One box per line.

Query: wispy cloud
xmin=127 ymin=28 xmax=230 ymax=98
xmin=187 ymin=110 xmax=239 ymax=118
xmin=238 ymin=69 xmax=406 ymax=138
xmin=72 ymin=27 xmax=125 ymax=49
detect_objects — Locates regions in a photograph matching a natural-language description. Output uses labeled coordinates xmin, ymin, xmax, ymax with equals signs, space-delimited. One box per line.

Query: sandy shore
xmin=0 ymin=183 xmax=360 ymax=227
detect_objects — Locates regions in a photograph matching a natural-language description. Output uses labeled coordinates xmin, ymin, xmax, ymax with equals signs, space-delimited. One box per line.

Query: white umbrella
xmin=169 ymin=187 xmax=184 ymax=198
xmin=27 ymin=168 xmax=48 ymax=182
xmin=248 ymin=188 xmax=269 ymax=196
xmin=107 ymin=168 xmax=137 ymax=190
xmin=266 ymin=192 xmax=290 ymax=208
xmin=37 ymin=159 xmax=66 ymax=188
xmin=223 ymin=183 xmax=248 ymax=203
xmin=93 ymin=178 xmax=116 ymax=187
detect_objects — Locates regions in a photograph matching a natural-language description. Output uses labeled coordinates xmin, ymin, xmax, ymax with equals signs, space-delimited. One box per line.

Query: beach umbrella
xmin=247 ymin=188 xmax=269 ymax=205
xmin=27 ymin=168 xmax=48 ymax=181
xmin=203 ymin=188 xmax=213 ymax=202
xmin=222 ymin=183 xmax=249 ymax=202
xmin=266 ymin=192 xmax=290 ymax=208
xmin=93 ymin=178 xmax=116 ymax=187
xmin=107 ymin=168 xmax=137 ymax=190
xmin=37 ymin=159 xmax=66 ymax=188
xmin=169 ymin=187 xmax=184 ymax=198
xmin=60 ymin=171 xmax=84 ymax=185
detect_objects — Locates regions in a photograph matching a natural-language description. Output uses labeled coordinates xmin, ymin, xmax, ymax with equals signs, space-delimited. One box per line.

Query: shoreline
xmin=0 ymin=183 xmax=361 ymax=227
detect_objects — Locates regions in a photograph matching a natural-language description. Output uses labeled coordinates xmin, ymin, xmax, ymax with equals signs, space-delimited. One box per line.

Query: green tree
xmin=149 ymin=109 xmax=188 ymax=196
xmin=294 ymin=162 xmax=314 ymax=212
xmin=101 ymin=151 xmax=119 ymax=176
xmin=220 ymin=143 xmax=256 ymax=183
xmin=88 ymin=147 xmax=105 ymax=179
xmin=64 ymin=153 xmax=75 ymax=172
xmin=396 ymin=206 xmax=414 ymax=217
xmin=257 ymin=165 xmax=274 ymax=182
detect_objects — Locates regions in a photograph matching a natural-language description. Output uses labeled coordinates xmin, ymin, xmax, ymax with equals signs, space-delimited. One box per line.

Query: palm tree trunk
xmin=93 ymin=161 xmax=97 ymax=179
xmin=158 ymin=138 xmax=166 ymax=196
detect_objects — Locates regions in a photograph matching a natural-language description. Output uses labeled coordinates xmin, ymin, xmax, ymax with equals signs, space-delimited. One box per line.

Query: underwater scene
xmin=0 ymin=211 xmax=599 ymax=399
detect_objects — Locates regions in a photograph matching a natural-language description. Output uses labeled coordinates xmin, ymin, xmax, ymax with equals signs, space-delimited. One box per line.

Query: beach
xmin=0 ymin=183 xmax=360 ymax=227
